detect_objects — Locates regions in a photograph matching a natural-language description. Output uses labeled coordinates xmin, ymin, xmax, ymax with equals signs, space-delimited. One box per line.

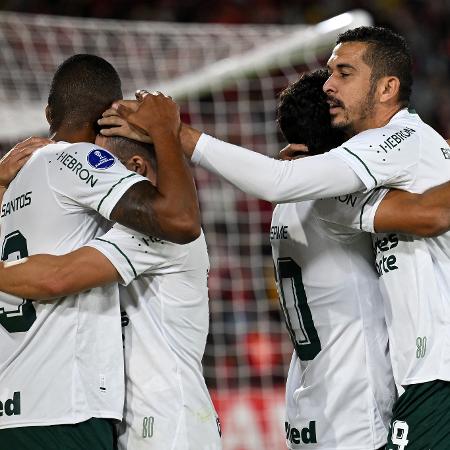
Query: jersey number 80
xmin=0 ymin=230 xmax=37 ymax=333
xmin=276 ymin=257 xmax=321 ymax=361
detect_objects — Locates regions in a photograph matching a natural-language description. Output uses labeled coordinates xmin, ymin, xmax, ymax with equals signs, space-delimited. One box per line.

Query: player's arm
xmin=0 ymin=247 xmax=120 ymax=301
xmin=108 ymin=94 xmax=200 ymax=244
xmin=374 ymin=181 xmax=450 ymax=236
xmin=100 ymin=107 xmax=364 ymax=203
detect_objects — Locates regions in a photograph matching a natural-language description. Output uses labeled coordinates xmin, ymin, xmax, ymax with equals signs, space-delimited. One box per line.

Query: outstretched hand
xmin=0 ymin=137 xmax=52 ymax=188
xmin=111 ymin=91 xmax=181 ymax=140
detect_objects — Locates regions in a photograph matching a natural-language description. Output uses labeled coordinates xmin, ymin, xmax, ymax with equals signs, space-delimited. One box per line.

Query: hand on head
xmin=99 ymin=90 xmax=180 ymax=143
xmin=98 ymin=100 xmax=153 ymax=144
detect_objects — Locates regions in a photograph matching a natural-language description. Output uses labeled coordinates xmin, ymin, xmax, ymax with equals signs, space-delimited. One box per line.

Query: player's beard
xmin=331 ymin=85 xmax=377 ymax=137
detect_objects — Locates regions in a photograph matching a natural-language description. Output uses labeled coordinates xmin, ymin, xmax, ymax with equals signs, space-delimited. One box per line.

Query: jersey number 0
xmin=276 ymin=257 xmax=321 ymax=361
xmin=0 ymin=230 xmax=37 ymax=333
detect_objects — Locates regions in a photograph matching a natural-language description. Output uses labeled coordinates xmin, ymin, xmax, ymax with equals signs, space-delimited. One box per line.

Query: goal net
xmin=0 ymin=10 xmax=372 ymax=449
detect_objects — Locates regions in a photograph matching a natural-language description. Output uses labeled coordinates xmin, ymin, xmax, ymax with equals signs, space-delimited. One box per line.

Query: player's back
xmin=0 ymin=141 xmax=145 ymax=428
xmin=271 ymin=199 xmax=395 ymax=450
xmin=88 ymin=227 xmax=221 ymax=450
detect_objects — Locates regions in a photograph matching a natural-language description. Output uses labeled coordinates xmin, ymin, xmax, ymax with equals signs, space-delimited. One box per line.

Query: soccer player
xmin=0 ymin=55 xmax=200 ymax=450
xmin=0 ymin=133 xmax=222 ymax=450
xmin=274 ymin=68 xmax=396 ymax=450
xmin=105 ymin=27 xmax=450 ymax=449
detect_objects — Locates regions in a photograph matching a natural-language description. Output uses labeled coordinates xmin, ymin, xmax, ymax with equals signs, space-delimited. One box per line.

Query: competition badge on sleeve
xmin=87 ymin=149 xmax=116 ymax=170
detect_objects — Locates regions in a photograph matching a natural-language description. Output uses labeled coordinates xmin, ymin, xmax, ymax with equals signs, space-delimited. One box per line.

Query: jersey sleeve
xmin=191 ymin=134 xmax=365 ymax=202
xmin=329 ymin=124 xmax=421 ymax=192
xmin=47 ymin=142 xmax=147 ymax=219
xmin=84 ymin=224 xmax=188 ymax=285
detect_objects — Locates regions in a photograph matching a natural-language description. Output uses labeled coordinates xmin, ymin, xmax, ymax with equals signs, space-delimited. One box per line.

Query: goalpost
xmin=0 ymin=10 xmax=372 ymax=450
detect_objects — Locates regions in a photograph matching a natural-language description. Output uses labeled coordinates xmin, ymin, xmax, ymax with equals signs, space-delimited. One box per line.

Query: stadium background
xmin=0 ymin=1 xmax=448 ymax=449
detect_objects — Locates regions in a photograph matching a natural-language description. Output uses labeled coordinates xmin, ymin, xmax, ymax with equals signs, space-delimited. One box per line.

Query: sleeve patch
xmin=87 ymin=149 xmax=117 ymax=170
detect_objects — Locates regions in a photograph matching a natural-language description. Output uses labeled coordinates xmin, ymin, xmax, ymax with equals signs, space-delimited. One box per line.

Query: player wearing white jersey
xmin=0 ymin=132 xmax=221 ymax=450
xmin=268 ymin=69 xmax=395 ymax=450
xmin=0 ymin=56 xmax=200 ymax=450
xmin=102 ymin=27 xmax=450 ymax=449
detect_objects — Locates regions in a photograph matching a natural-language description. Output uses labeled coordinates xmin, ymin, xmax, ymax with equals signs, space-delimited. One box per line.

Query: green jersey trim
xmin=359 ymin=189 xmax=381 ymax=230
xmin=94 ymin=237 xmax=137 ymax=278
xmin=342 ymin=147 xmax=378 ymax=188
xmin=96 ymin=173 xmax=137 ymax=213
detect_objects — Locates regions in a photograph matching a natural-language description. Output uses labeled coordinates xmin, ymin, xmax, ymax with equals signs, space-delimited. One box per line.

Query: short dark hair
xmin=337 ymin=26 xmax=412 ymax=106
xmin=276 ymin=69 xmax=347 ymax=155
xmin=104 ymin=136 xmax=156 ymax=168
xmin=47 ymin=54 xmax=123 ymax=133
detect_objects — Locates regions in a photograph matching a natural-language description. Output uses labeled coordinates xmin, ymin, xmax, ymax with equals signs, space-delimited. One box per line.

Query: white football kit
xmin=87 ymin=226 xmax=221 ymax=450
xmin=271 ymin=198 xmax=395 ymax=450
xmin=0 ymin=142 xmax=145 ymax=428
xmin=191 ymin=108 xmax=450 ymax=389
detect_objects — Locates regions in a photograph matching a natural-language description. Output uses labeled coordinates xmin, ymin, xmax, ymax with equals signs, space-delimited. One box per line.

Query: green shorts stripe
xmin=0 ymin=417 xmax=116 ymax=450
xmin=387 ymin=380 xmax=450 ymax=450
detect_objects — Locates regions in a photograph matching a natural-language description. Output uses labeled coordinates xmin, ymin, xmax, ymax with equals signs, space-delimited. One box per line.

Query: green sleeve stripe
xmin=359 ymin=189 xmax=381 ymax=230
xmin=342 ymin=147 xmax=378 ymax=187
xmin=96 ymin=173 xmax=137 ymax=213
xmin=94 ymin=237 xmax=137 ymax=279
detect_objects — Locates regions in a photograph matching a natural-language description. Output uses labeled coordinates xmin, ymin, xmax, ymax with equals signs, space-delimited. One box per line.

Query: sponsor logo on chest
xmin=374 ymin=233 xmax=399 ymax=276
xmin=378 ymin=127 xmax=416 ymax=153
xmin=56 ymin=152 xmax=98 ymax=187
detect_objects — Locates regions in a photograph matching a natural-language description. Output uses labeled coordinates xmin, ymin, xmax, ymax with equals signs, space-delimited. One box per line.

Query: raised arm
xmin=107 ymin=94 xmax=200 ymax=243
xmin=374 ymin=182 xmax=450 ymax=237
xmin=0 ymin=247 xmax=119 ymax=301
xmin=101 ymin=115 xmax=364 ymax=204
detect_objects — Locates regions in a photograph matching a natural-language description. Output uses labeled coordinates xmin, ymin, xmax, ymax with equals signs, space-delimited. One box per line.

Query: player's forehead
xmin=326 ymin=42 xmax=369 ymax=71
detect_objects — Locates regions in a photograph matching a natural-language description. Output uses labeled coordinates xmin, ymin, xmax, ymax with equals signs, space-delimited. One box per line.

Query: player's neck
xmin=51 ymin=126 xmax=96 ymax=144
xmin=353 ymin=104 xmax=404 ymax=135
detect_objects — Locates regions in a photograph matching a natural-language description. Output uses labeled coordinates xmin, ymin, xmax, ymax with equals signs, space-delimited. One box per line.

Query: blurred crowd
xmin=2 ymin=0 xmax=449 ymax=136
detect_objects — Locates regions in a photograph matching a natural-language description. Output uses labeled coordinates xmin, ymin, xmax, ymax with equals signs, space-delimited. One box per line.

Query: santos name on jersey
xmin=0 ymin=142 xmax=145 ymax=428
xmin=271 ymin=197 xmax=395 ymax=450
xmin=87 ymin=226 xmax=222 ymax=450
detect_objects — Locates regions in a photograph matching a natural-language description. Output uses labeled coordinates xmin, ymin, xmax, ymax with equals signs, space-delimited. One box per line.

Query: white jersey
xmin=330 ymin=110 xmax=450 ymax=386
xmin=191 ymin=109 xmax=450 ymax=388
xmin=0 ymin=142 xmax=146 ymax=428
xmin=87 ymin=226 xmax=221 ymax=450
xmin=271 ymin=198 xmax=395 ymax=450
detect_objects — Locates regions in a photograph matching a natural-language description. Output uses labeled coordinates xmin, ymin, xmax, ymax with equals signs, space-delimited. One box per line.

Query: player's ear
xmin=127 ymin=155 xmax=147 ymax=176
xmin=45 ymin=104 xmax=51 ymax=125
xmin=378 ymin=76 xmax=400 ymax=105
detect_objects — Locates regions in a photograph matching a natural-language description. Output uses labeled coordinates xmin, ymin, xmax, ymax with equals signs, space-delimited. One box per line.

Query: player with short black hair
xmin=274 ymin=68 xmax=395 ymax=450
xmin=276 ymin=69 xmax=346 ymax=155
xmin=0 ymin=54 xmax=200 ymax=450
xmin=47 ymin=54 xmax=123 ymax=136
xmin=336 ymin=26 xmax=412 ymax=107
xmin=0 ymin=129 xmax=222 ymax=450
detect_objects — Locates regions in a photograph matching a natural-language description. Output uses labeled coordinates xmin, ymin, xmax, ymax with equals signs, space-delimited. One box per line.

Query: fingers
xmin=288 ymin=144 xmax=309 ymax=152
xmin=98 ymin=115 xmax=126 ymax=128
xmin=110 ymin=99 xmax=139 ymax=113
